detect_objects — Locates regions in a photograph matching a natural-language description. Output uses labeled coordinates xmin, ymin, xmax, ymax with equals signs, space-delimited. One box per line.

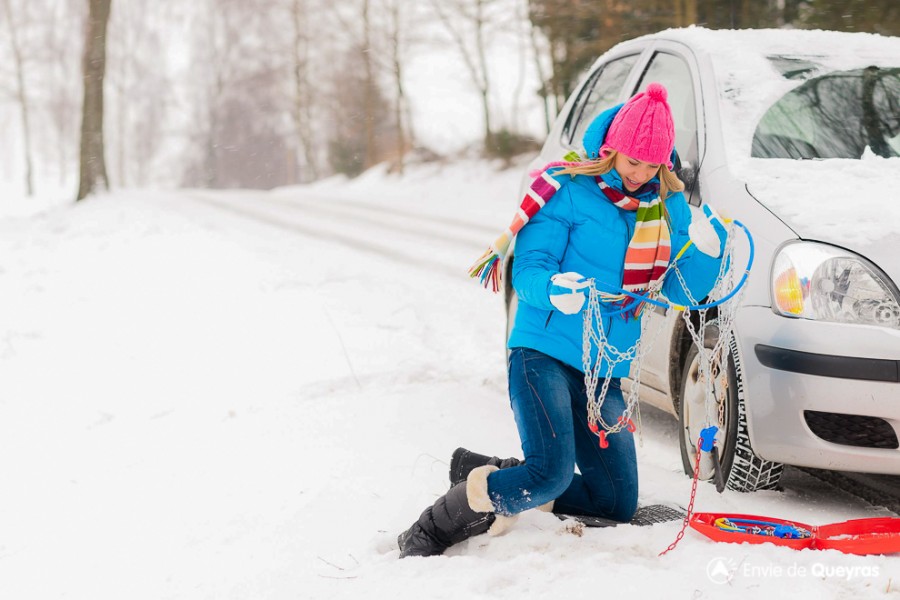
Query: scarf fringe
xmin=468 ymin=246 xmax=502 ymax=292
xmin=467 ymin=162 xmax=565 ymax=293
xmin=468 ymin=232 xmax=512 ymax=291
xmin=612 ymin=296 xmax=648 ymax=321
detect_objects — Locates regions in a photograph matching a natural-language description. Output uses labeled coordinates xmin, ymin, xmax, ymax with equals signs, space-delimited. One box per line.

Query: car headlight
xmin=771 ymin=241 xmax=900 ymax=329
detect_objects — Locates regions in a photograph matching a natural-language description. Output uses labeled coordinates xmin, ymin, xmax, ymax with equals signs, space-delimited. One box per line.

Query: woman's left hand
xmin=689 ymin=204 xmax=728 ymax=258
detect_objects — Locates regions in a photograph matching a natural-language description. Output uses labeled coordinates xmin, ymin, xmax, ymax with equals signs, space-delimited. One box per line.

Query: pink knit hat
xmin=602 ymin=82 xmax=675 ymax=169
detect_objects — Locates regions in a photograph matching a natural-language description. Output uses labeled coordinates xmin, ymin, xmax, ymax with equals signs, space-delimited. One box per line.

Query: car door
xmin=624 ymin=43 xmax=706 ymax=412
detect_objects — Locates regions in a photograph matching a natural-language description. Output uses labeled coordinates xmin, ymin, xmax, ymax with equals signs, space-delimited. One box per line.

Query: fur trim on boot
xmin=487 ymin=514 xmax=519 ymax=536
xmin=466 ymin=464 xmax=521 ymax=536
xmin=465 ymin=464 xmax=497 ymax=512
xmin=487 ymin=501 xmax=553 ymax=536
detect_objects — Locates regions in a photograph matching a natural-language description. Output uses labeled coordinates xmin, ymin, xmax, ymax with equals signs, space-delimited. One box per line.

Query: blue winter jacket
xmin=507 ymin=108 xmax=723 ymax=377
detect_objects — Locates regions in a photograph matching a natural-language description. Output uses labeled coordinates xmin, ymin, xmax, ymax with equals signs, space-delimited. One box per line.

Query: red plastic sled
xmin=690 ymin=512 xmax=900 ymax=555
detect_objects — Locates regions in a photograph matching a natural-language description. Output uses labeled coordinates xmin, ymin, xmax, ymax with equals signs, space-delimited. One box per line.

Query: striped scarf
xmin=468 ymin=167 xmax=671 ymax=294
xmin=594 ymin=178 xmax=671 ymax=292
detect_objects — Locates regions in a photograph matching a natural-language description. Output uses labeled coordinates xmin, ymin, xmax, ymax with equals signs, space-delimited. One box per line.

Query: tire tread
xmin=724 ymin=336 xmax=784 ymax=492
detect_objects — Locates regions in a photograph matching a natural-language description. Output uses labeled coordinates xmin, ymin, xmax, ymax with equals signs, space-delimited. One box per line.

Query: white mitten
xmin=688 ymin=204 xmax=728 ymax=258
xmin=549 ymin=272 xmax=590 ymax=315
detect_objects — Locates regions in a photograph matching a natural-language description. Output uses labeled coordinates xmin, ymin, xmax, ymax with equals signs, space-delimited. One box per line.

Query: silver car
xmin=506 ymin=28 xmax=900 ymax=491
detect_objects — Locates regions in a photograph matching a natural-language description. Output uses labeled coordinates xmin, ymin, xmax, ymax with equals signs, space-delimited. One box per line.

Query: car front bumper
xmin=735 ymin=306 xmax=900 ymax=474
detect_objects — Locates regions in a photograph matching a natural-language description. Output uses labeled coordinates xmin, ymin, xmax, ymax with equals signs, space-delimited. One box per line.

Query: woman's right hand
xmin=548 ymin=272 xmax=590 ymax=314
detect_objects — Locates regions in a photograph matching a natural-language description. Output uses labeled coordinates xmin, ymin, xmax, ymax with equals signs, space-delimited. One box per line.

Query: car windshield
xmin=752 ymin=67 xmax=900 ymax=160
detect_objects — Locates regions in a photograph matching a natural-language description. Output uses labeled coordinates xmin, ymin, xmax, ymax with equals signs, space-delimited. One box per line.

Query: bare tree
xmin=322 ymin=0 xmax=408 ymax=174
xmin=795 ymin=0 xmax=900 ymax=36
xmin=1 ymin=0 xmax=35 ymax=195
xmin=373 ymin=0 xmax=420 ymax=173
xmin=327 ymin=0 xmax=385 ymax=170
xmin=182 ymin=0 xmax=297 ymax=189
xmin=524 ymin=0 xmax=552 ymax=133
xmin=104 ymin=0 xmax=177 ymax=187
xmin=290 ymin=0 xmax=320 ymax=181
xmin=76 ymin=0 xmax=112 ymax=201
xmin=361 ymin=0 xmax=378 ymax=169
xmin=675 ymin=0 xmax=698 ymax=26
xmin=42 ymin=1 xmax=85 ymax=186
xmin=430 ymin=0 xmax=498 ymax=150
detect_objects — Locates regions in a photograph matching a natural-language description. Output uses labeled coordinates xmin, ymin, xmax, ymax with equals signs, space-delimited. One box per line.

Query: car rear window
xmin=752 ymin=67 xmax=900 ymax=159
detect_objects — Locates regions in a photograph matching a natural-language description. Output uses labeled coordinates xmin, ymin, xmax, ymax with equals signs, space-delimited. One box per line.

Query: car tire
xmin=678 ymin=334 xmax=784 ymax=492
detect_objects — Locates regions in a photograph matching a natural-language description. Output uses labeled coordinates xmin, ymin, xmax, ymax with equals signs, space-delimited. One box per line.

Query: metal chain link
xmin=659 ymin=439 xmax=704 ymax=556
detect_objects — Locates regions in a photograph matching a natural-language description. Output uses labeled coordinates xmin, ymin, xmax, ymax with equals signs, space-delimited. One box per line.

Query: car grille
xmin=804 ymin=410 xmax=899 ymax=450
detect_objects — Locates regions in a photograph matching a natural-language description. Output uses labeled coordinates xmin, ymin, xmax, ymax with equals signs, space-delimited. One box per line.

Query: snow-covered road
xmin=1 ymin=161 xmax=897 ymax=599
xmin=184 ymin=188 xmax=494 ymax=279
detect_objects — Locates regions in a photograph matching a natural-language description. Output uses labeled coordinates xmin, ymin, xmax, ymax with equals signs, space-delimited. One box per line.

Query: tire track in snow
xmin=278 ymin=194 xmax=500 ymax=238
xmin=268 ymin=196 xmax=492 ymax=248
xmin=184 ymin=192 xmax=474 ymax=280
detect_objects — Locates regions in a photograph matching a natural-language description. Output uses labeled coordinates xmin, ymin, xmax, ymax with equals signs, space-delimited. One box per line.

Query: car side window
xmin=562 ymin=55 xmax=640 ymax=148
xmin=635 ymin=52 xmax=701 ymax=200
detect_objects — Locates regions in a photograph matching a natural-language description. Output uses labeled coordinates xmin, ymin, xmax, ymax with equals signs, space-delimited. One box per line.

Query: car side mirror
xmin=678 ymin=163 xmax=700 ymax=204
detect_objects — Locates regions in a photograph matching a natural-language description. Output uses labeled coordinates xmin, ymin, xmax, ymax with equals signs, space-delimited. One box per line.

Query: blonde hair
xmin=555 ymin=150 xmax=684 ymax=202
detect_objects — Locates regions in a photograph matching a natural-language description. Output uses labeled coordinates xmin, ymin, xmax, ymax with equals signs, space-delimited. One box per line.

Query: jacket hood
xmin=583 ymin=103 xmax=623 ymax=159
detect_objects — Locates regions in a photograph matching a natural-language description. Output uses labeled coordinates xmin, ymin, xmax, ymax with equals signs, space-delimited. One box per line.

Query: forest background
xmin=1 ymin=0 xmax=898 ymax=201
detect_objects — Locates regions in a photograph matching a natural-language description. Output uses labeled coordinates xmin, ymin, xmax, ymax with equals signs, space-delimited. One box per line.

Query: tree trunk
xmin=361 ymin=0 xmax=377 ymax=169
xmin=387 ymin=0 xmax=407 ymax=174
xmin=473 ymin=0 xmax=492 ymax=149
xmin=77 ymin=0 xmax=112 ymax=201
xmin=430 ymin=0 xmax=494 ymax=151
xmin=291 ymin=0 xmax=319 ymax=181
xmin=2 ymin=0 xmax=35 ymax=196
xmin=676 ymin=0 xmax=698 ymax=26
xmin=526 ymin=0 xmax=551 ymax=135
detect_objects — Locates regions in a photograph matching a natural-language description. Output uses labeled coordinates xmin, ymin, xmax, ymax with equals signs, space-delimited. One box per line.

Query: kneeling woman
xmin=398 ymin=84 xmax=727 ymax=558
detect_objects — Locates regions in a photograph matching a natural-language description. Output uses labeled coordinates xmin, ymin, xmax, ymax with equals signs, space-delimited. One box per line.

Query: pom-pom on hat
xmin=601 ymin=82 xmax=675 ymax=169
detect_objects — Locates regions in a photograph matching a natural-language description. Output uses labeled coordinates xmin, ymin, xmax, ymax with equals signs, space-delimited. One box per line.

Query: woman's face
xmin=613 ymin=152 xmax=661 ymax=192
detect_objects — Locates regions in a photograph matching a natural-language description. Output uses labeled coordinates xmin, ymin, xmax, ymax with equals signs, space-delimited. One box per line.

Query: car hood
xmin=742 ymin=156 xmax=900 ymax=282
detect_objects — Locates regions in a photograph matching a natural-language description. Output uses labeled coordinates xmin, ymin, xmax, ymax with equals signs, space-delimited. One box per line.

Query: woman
xmin=398 ymin=83 xmax=727 ymax=558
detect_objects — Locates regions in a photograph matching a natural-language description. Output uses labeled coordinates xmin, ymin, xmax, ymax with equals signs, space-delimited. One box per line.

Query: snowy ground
xmin=1 ymin=159 xmax=898 ymax=599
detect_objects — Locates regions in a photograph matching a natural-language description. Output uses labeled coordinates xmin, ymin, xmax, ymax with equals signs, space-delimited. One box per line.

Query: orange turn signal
xmin=774 ymin=267 xmax=805 ymax=315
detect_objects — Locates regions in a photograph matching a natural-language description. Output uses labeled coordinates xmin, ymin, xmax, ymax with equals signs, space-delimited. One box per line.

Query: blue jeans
xmin=487 ymin=347 xmax=638 ymax=521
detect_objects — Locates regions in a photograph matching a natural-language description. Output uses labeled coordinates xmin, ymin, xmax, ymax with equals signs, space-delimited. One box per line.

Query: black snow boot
xmin=449 ymin=447 xmax=521 ymax=486
xmin=398 ymin=465 xmax=498 ymax=558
